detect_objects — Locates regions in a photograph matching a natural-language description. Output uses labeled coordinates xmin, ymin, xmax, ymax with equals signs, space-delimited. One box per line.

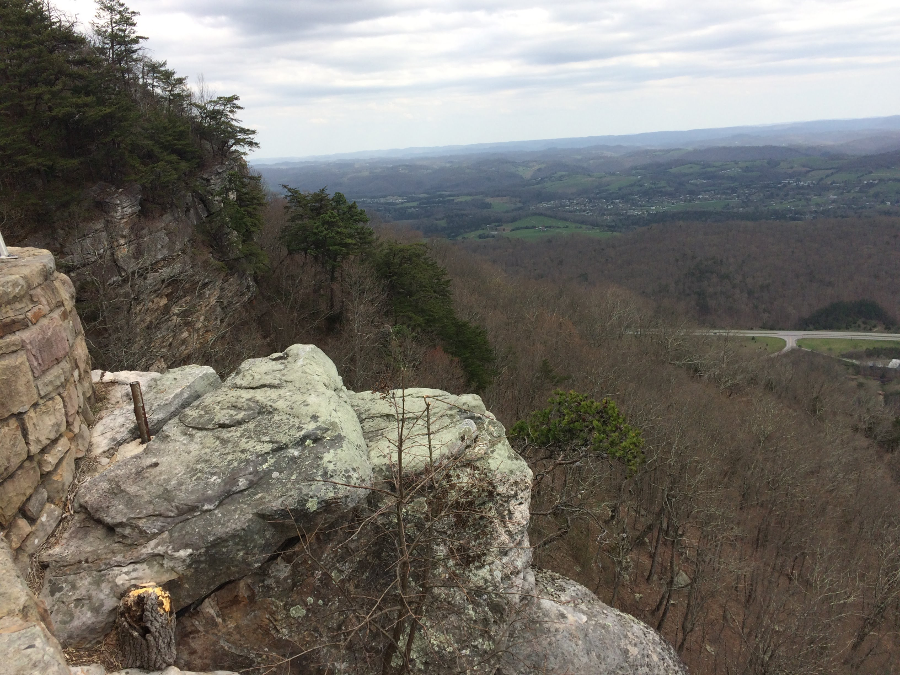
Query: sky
xmin=52 ymin=0 xmax=900 ymax=159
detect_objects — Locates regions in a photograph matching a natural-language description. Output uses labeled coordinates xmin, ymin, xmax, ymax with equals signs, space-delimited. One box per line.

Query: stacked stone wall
xmin=0 ymin=248 xmax=93 ymax=568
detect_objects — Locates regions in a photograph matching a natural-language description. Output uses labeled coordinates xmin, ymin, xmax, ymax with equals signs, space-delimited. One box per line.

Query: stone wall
xmin=0 ymin=248 xmax=93 ymax=568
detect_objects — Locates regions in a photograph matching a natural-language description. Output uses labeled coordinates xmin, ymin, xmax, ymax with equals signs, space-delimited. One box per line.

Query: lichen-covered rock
xmin=41 ymin=346 xmax=371 ymax=647
xmin=88 ymin=366 xmax=221 ymax=458
xmin=500 ymin=570 xmax=688 ymax=674
xmin=0 ymin=539 xmax=70 ymax=675
xmin=36 ymin=346 xmax=686 ymax=673
xmin=176 ymin=388 xmax=535 ymax=674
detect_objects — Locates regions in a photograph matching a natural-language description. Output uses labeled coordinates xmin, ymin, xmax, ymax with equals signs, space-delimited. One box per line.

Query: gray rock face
xmin=0 ymin=539 xmax=70 ymax=675
xmin=502 ymin=570 xmax=688 ymax=674
xmin=89 ymin=366 xmax=221 ymax=457
xmin=71 ymin=667 xmax=238 ymax=675
xmin=0 ymin=623 xmax=71 ymax=675
xmin=41 ymin=346 xmax=371 ymax=646
xmin=41 ymin=164 xmax=260 ymax=373
xmin=174 ymin=388 xmax=534 ymax=674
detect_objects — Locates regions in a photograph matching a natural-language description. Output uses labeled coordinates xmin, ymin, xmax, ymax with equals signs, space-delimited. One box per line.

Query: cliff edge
xmin=35 ymin=344 xmax=686 ymax=674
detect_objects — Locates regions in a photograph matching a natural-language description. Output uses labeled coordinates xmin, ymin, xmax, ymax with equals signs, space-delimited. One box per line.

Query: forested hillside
xmin=463 ymin=217 xmax=900 ymax=330
xmin=244 ymin=204 xmax=900 ymax=674
xmin=0 ymin=0 xmax=261 ymax=247
xmin=4 ymin=2 xmax=900 ymax=674
xmin=1 ymin=0 xmax=269 ymax=374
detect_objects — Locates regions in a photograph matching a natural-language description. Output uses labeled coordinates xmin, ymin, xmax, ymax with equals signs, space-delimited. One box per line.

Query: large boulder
xmin=40 ymin=346 xmax=371 ymax=646
xmin=174 ymin=387 xmax=684 ymax=674
xmin=174 ymin=388 xmax=534 ymax=673
xmin=37 ymin=346 xmax=686 ymax=674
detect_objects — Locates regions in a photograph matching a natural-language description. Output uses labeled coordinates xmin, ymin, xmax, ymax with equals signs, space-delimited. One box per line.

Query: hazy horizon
xmin=52 ymin=0 xmax=900 ymax=158
xmin=249 ymin=113 xmax=900 ymax=163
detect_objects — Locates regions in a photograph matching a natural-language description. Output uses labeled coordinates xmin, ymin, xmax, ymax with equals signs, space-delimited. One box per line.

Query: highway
xmin=701 ymin=330 xmax=900 ymax=354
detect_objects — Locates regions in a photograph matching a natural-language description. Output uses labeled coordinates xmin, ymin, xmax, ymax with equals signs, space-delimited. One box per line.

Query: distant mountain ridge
xmin=252 ymin=115 xmax=900 ymax=165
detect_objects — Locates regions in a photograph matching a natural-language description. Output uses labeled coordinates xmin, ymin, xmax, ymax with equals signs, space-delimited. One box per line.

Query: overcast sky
xmin=52 ymin=0 xmax=900 ymax=158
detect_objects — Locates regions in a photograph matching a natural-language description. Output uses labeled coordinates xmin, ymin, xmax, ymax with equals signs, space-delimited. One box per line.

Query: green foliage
xmin=280 ymin=187 xmax=373 ymax=280
xmin=510 ymin=390 xmax=644 ymax=470
xmin=372 ymin=240 xmax=494 ymax=390
xmin=801 ymin=300 xmax=896 ymax=331
xmin=192 ymin=95 xmax=259 ymax=158
xmin=0 ymin=0 xmax=106 ymax=217
xmin=0 ymin=0 xmax=257 ymax=237
xmin=91 ymin=0 xmax=145 ymax=84
xmin=207 ymin=171 xmax=268 ymax=272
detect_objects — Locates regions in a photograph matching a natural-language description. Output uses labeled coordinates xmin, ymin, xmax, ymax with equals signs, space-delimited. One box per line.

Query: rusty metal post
xmin=130 ymin=381 xmax=151 ymax=444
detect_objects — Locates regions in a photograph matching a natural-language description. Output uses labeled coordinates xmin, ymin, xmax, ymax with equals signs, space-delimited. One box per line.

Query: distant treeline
xmin=800 ymin=300 xmax=897 ymax=331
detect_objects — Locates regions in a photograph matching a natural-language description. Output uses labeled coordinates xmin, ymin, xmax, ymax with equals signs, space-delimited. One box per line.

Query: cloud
xmin=49 ymin=0 xmax=900 ymax=155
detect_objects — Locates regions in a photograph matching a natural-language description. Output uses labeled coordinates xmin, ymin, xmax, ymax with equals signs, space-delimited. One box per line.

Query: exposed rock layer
xmin=25 ymin=165 xmax=260 ymax=373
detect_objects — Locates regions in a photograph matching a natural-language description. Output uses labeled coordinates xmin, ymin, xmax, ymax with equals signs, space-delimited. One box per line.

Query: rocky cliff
xmin=31 ymin=344 xmax=687 ymax=674
xmin=20 ymin=162 xmax=262 ymax=373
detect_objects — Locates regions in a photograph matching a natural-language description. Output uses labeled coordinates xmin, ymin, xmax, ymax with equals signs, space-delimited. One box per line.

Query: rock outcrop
xmin=0 ymin=538 xmax=70 ymax=675
xmin=38 ymin=345 xmax=687 ymax=674
xmin=23 ymin=163 xmax=261 ymax=373
xmin=42 ymin=346 xmax=371 ymax=646
xmin=88 ymin=365 xmax=221 ymax=457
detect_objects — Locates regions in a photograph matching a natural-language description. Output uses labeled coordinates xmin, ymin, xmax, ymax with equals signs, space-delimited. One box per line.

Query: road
xmin=701 ymin=330 xmax=900 ymax=354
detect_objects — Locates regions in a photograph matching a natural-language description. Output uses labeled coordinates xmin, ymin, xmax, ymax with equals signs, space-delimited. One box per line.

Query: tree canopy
xmin=0 ymin=0 xmax=259 ymax=241
xmin=372 ymin=241 xmax=494 ymax=391
xmin=511 ymin=390 xmax=644 ymax=471
xmin=280 ymin=187 xmax=374 ymax=281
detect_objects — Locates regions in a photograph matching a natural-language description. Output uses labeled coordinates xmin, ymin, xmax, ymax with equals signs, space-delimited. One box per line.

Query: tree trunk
xmin=116 ymin=586 xmax=176 ymax=670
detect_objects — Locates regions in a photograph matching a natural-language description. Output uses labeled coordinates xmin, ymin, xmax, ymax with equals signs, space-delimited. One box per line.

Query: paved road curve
xmin=702 ymin=330 xmax=900 ymax=354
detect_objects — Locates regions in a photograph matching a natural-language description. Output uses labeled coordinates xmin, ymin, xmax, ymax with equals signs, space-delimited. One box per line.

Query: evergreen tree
xmin=206 ymin=170 xmax=268 ymax=271
xmin=280 ymin=187 xmax=373 ymax=283
xmin=0 ymin=0 xmax=258 ymax=238
xmin=91 ymin=0 xmax=145 ymax=85
xmin=192 ymin=95 xmax=260 ymax=158
xmin=372 ymin=240 xmax=494 ymax=390
xmin=0 ymin=0 xmax=108 ymax=221
xmin=511 ymin=390 xmax=644 ymax=471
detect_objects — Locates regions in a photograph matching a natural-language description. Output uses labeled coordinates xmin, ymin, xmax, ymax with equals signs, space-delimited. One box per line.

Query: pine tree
xmin=92 ymin=0 xmax=146 ymax=85
xmin=192 ymin=95 xmax=260 ymax=158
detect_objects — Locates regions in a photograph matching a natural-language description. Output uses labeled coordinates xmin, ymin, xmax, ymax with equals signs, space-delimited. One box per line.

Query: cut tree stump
xmin=115 ymin=585 xmax=176 ymax=669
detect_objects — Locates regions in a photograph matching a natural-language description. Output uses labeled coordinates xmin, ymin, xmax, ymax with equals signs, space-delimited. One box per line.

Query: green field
xmin=460 ymin=215 xmax=616 ymax=240
xmin=744 ymin=336 xmax=787 ymax=353
xmin=505 ymin=216 xmax=615 ymax=239
xmin=711 ymin=335 xmax=786 ymax=353
xmin=666 ymin=199 xmax=740 ymax=212
xmin=797 ymin=338 xmax=900 ymax=356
